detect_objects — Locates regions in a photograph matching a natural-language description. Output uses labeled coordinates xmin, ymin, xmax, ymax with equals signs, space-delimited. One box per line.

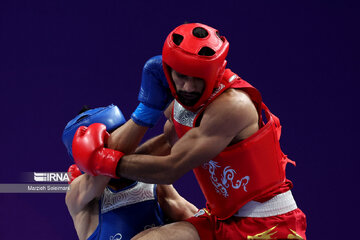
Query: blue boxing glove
xmin=131 ymin=55 xmax=173 ymax=127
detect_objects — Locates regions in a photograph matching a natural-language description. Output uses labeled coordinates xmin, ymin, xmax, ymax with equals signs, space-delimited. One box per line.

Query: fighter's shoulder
xmin=208 ymin=88 xmax=256 ymax=115
xmin=201 ymin=88 xmax=258 ymax=133
xmin=65 ymin=174 xmax=104 ymax=217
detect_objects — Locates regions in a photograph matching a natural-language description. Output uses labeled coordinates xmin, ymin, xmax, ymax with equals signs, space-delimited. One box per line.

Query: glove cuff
xmin=96 ymin=148 xmax=125 ymax=178
xmin=131 ymin=103 xmax=163 ymax=128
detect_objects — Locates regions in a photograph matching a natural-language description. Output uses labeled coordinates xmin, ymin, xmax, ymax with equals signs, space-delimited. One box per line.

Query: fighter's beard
xmin=176 ymin=90 xmax=202 ymax=107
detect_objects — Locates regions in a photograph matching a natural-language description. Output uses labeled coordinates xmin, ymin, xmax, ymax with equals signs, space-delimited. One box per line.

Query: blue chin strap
xmin=62 ymin=104 xmax=126 ymax=162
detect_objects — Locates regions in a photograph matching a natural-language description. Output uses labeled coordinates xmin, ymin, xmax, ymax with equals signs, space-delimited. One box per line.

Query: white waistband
xmin=233 ymin=190 xmax=297 ymax=218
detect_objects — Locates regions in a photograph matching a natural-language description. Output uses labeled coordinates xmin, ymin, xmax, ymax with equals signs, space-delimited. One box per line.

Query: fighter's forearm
xmin=108 ymin=119 xmax=148 ymax=154
xmin=135 ymin=133 xmax=171 ymax=156
xmin=116 ymin=154 xmax=178 ymax=184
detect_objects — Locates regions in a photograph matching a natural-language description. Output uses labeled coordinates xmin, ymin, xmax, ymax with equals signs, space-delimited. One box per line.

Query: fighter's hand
xmin=131 ymin=55 xmax=173 ymax=127
xmin=72 ymin=123 xmax=124 ymax=178
xmin=67 ymin=164 xmax=82 ymax=184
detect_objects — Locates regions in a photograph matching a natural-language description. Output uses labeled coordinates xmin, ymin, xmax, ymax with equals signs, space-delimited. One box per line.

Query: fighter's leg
xmin=131 ymin=221 xmax=200 ymax=240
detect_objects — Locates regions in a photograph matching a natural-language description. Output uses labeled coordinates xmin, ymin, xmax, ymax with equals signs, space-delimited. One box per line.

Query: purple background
xmin=0 ymin=0 xmax=358 ymax=239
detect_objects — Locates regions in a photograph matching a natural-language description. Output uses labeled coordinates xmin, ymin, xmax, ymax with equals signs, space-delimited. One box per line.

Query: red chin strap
xmin=162 ymin=23 xmax=229 ymax=112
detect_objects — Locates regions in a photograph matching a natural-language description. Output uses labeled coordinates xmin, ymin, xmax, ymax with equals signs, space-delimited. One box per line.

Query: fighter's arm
xmin=107 ymin=119 xmax=148 ymax=153
xmin=117 ymin=89 xmax=259 ymax=184
xmin=133 ymin=102 xmax=176 ymax=156
xmin=65 ymin=174 xmax=110 ymax=217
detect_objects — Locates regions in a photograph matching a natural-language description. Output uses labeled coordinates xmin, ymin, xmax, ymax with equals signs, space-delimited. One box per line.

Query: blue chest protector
xmin=88 ymin=182 xmax=164 ymax=240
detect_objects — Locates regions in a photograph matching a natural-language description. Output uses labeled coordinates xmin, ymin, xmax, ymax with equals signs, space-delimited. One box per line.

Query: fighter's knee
xmin=132 ymin=222 xmax=200 ymax=240
xmin=131 ymin=226 xmax=161 ymax=240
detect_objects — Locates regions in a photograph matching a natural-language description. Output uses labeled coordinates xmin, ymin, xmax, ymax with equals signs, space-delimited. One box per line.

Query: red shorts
xmin=185 ymin=208 xmax=307 ymax=240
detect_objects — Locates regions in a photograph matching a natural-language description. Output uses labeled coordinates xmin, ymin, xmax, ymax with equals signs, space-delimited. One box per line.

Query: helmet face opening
xmin=162 ymin=23 xmax=229 ymax=111
xmin=169 ymin=67 xmax=206 ymax=107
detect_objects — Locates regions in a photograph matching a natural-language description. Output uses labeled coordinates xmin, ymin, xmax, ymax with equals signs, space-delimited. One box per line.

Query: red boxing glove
xmin=67 ymin=164 xmax=82 ymax=184
xmin=72 ymin=123 xmax=124 ymax=178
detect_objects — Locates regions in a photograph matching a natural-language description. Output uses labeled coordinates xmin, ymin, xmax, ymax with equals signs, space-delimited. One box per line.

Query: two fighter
xmin=66 ymin=23 xmax=307 ymax=239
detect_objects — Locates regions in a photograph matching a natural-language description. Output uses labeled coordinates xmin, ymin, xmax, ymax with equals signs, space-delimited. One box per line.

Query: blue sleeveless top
xmin=88 ymin=182 xmax=164 ymax=240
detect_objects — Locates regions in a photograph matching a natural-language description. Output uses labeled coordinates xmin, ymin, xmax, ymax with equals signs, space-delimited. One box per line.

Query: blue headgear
xmin=62 ymin=104 xmax=126 ymax=161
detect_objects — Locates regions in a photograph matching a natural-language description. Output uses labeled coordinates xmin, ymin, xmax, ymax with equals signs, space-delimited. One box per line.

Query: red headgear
xmin=162 ymin=23 xmax=229 ymax=111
